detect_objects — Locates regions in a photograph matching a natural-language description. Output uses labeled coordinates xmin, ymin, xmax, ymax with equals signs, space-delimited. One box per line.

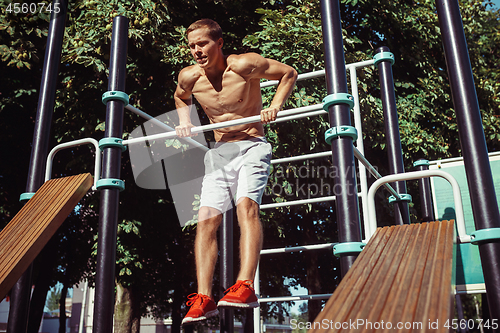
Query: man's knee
xmin=236 ymin=197 xmax=260 ymax=223
xmin=197 ymin=206 xmax=222 ymax=233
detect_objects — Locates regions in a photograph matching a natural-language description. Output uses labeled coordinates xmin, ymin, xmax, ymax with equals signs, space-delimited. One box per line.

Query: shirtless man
xmin=174 ymin=19 xmax=297 ymax=325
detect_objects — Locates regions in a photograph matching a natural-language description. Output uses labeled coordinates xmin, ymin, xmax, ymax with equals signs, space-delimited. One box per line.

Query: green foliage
xmin=45 ymin=286 xmax=62 ymax=312
xmin=457 ymin=294 xmax=483 ymax=333
xmin=116 ymin=220 xmax=143 ymax=279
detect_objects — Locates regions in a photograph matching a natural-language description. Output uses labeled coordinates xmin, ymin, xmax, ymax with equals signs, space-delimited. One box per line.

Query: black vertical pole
xmin=8 ymin=1 xmax=67 ymax=332
xmin=93 ymin=16 xmax=128 ymax=333
xmin=320 ymin=0 xmax=362 ymax=276
xmin=413 ymin=159 xmax=435 ymax=222
xmin=376 ymin=47 xmax=410 ymax=226
xmin=436 ymin=0 xmax=500 ymax=320
xmin=220 ymin=209 xmax=234 ymax=333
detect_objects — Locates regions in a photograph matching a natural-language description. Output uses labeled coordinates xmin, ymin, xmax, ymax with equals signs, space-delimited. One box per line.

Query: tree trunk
xmin=304 ymin=216 xmax=322 ymax=323
xmin=28 ymin=238 xmax=59 ymax=333
xmin=27 ymin=272 xmax=52 ymax=333
xmin=171 ymin=281 xmax=183 ymax=333
xmin=306 ymin=252 xmax=321 ymax=322
xmin=114 ymin=281 xmax=141 ymax=333
xmin=59 ymin=286 xmax=68 ymax=333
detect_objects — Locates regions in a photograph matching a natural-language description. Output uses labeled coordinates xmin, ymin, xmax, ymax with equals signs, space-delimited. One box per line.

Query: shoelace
xmin=223 ymin=280 xmax=253 ymax=294
xmin=186 ymin=293 xmax=207 ymax=306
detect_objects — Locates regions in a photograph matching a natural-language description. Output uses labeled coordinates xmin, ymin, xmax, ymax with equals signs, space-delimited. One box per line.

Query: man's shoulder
xmin=227 ymin=53 xmax=267 ymax=76
xmin=227 ymin=52 xmax=266 ymax=65
xmin=179 ymin=64 xmax=202 ymax=78
xmin=178 ymin=65 xmax=202 ymax=88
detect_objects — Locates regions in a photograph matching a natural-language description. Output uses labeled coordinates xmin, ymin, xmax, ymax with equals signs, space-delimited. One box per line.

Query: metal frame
xmin=23 ymin=0 xmax=500 ymax=325
xmin=376 ymin=46 xmax=410 ymax=225
xmin=367 ymin=169 xmax=469 ymax=242
xmin=93 ymin=15 xmax=128 ymax=333
xmin=9 ymin=0 xmax=68 ymax=330
xmin=320 ymin=0 xmax=363 ymax=277
xmin=436 ymin=0 xmax=500 ymax=317
xmin=414 ymin=159 xmax=435 ymax=222
xmin=45 ymin=138 xmax=101 ymax=190
xmin=253 ymin=243 xmax=337 ymax=330
xmin=220 ymin=209 xmax=234 ymax=332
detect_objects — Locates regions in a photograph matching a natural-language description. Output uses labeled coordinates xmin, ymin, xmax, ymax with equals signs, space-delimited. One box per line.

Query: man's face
xmin=187 ymin=27 xmax=222 ymax=69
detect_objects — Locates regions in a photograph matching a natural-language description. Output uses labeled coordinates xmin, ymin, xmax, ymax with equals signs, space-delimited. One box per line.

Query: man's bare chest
xmin=191 ymin=72 xmax=256 ymax=113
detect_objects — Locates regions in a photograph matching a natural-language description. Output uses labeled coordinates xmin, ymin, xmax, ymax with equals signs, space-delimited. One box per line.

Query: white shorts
xmin=199 ymin=137 xmax=272 ymax=213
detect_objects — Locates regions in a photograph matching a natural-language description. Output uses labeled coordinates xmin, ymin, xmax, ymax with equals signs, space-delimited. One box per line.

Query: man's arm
xmin=174 ymin=68 xmax=197 ymax=137
xmin=244 ymin=53 xmax=298 ymax=124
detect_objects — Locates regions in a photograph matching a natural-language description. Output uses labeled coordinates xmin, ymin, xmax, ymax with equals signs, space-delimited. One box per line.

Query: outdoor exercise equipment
xmin=7 ymin=0 xmax=67 ymax=331
xmin=310 ymin=220 xmax=456 ymax=332
xmin=0 ymin=174 xmax=93 ymax=300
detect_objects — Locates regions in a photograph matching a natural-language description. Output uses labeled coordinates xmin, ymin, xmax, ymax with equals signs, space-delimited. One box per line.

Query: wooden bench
xmin=309 ymin=220 xmax=455 ymax=332
xmin=0 ymin=173 xmax=93 ymax=299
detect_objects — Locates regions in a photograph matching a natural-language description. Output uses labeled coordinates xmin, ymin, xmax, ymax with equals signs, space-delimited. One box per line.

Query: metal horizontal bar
xmin=261 ymin=192 xmax=363 ymax=210
xmin=259 ymin=59 xmax=375 ymax=88
xmin=271 ymin=110 xmax=327 ymax=124
xmin=270 ymin=144 xmax=400 ymax=201
xmin=271 ymin=151 xmax=332 ymax=164
xmin=123 ymin=104 xmax=323 ymax=145
xmin=260 ymin=243 xmax=336 ymax=255
xmin=258 ymin=294 xmax=332 ymax=303
xmin=353 ymin=146 xmax=400 ymax=199
xmin=261 ymin=195 xmax=337 ymax=210
xmin=260 ymin=69 xmax=326 ymax=88
xmin=271 ymin=150 xmax=397 ymax=199
xmin=346 ymin=59 xmax=375 ymax=70
xmin=125 ymin=104 xmax=209 ymax=151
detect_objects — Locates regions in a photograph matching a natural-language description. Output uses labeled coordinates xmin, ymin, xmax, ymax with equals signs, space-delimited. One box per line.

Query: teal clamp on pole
xmin=413 ymin=159 xmax=430 ymax=168
xmin=102 ymin=91 xmax=129 ymax=105
xmin=333 ymin=242 xmax=365 ymax=257
xmin=322 ymin=93 xmax=355 ymax=111
xmin=373 ymin=51 xmax=395 ymax=66
xmin=19 ymin=192 xmax=36 ymax=202
xmin=388 ymin=194 xmax=412 ymax=204
xmin=325 ymin=126 xmax=358 ymax=145
xmin=470 ymin=228 xmax=500 ymax=245
xmin=99 ymin=137 xmax=127 ymax=152
xmin=96 ymin=178 xmax=125 ymax=192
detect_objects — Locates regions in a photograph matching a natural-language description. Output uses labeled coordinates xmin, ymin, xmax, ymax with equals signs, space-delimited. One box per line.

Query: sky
xmin=489 ymin=0 xmax=500 ymax=8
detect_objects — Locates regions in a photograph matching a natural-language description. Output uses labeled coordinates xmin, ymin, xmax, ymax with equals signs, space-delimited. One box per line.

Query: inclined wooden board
xmin=0 ymin=173 xmax=93 ymax=299
xmin=309 ymin=221 xmax=455 ymax=333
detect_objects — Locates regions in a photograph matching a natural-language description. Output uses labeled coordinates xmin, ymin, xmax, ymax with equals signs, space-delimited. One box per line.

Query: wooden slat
xmin=0 ymin=173 xmax=93 ymax=299
xmin=309 ymin=221 xmax=455 ymax=333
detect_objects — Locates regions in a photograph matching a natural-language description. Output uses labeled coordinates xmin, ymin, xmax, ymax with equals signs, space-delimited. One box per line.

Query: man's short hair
xmin=186 ymin=19 xmax=223 ymax=41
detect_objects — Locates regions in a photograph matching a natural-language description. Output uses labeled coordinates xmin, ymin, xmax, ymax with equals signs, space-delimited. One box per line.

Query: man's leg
xmin=235 ymin=197 xmax=263 ymax=282
xmin=217 ymin=197 xmax=261 ymax=308
xmin=196 ymin=206 xmax=223 ymax=297
xmin=182 ymin=206 xmax=222 ymax=325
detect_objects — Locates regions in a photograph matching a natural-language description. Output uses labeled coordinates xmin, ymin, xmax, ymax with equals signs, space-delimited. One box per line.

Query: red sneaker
xmin=182 ymin=293 xmax=219 ymax=325
xmin=217 ymin=280 xmax=259 ymax=308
